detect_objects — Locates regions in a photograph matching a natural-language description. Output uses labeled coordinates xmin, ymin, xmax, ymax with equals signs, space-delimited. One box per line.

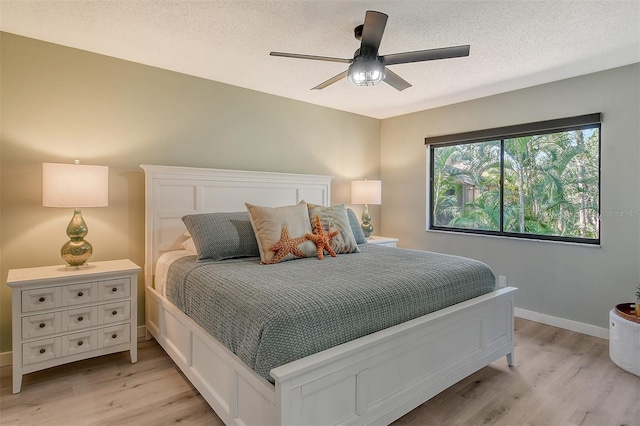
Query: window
xmin=427 ymin=114 xmax=601 ymax=244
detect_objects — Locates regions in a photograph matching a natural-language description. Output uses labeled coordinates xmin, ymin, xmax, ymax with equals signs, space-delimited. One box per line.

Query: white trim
xmin=515 ymin=307 xmax=609 ymax=340
xmin=0 ymin=351 xmax=12 ymax=367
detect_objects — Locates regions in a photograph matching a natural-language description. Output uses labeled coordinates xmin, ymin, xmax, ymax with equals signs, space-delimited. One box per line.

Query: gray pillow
xmin=347 ymin=208 xmax=367 ymax=244
xmin=182 ymin=212 xmax=260 ymax=261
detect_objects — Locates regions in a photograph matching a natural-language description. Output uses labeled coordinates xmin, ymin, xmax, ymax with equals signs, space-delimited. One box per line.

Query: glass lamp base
xmin=61 ymin=238 xmax=93 ymax=267
xmin=361 ymin=204 xmax=373 ymax=238
xmin=61 ymin=209 xmax=93 ymax=267
xmin=361 ymin=223 xmax=373 ymax=238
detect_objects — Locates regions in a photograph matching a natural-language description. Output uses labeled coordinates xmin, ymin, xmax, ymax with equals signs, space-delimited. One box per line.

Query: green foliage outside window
xmin=431 ymin=126 xmax=600 ymax=243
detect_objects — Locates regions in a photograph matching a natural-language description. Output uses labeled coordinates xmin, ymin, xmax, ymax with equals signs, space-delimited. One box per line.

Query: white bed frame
xmin=141 ymin=164 xmax=516 ymax=426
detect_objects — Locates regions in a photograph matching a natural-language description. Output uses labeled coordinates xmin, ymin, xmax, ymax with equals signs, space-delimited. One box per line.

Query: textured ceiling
xmin=1 ymin=0 xmax=639 ymax=119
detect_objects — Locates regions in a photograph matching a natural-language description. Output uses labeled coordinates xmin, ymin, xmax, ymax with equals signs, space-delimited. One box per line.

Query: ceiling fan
xmin=270 ymin=10 xmax=470 ymax=91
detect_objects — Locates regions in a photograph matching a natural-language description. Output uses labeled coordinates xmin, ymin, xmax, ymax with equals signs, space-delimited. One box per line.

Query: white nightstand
xmin=7 ymin=259 xmax=140 ymax=393
xmin=366 ymin=236 xmax=399 ymax=247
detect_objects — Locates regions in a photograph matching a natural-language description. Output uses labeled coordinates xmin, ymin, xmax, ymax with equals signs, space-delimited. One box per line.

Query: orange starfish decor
xmin=306 ymin=216 xmax=339 ymax=260
xmin=267 ymin=226 xmax=310 ymax=264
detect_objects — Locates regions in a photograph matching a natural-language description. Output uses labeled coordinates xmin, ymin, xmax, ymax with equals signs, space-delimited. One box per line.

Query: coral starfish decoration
xmin=306 ymin=216 xmax=339 ymax=260
xmin=267 ymin=226 xmax=310 ymax=264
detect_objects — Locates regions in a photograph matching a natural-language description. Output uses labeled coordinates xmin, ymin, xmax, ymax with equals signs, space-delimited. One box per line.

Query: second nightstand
xmin=366 ymin=236 xmax=399 ymax=247
xmin=7 ymin=259 xmax=140 ymax=393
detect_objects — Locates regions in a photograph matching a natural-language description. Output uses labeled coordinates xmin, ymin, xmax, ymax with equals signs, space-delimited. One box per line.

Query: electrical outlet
xmin=498 ymin=276 xmax=507 ymax=288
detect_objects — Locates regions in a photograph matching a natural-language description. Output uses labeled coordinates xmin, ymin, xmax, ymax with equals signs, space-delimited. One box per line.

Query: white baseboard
xmin=0 ymin=326 xmax=148 ymax=367
xmin=0 ymin=351 xmax=12 ymax=368
xmin=515 ymin=307 xmax=609 ymax=340
xmin=137 ymin=325 xmax=147 ymax=339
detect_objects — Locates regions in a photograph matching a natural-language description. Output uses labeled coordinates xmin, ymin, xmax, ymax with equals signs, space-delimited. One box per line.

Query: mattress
xmin=154 ymin=249 xmax=193 ymax=297
xmin=164 ymin=244 xmax=496 ymax=383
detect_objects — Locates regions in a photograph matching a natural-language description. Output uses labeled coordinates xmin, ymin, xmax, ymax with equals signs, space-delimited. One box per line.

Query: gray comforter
xmin=166 ymin=244 xmax=496 ymax=383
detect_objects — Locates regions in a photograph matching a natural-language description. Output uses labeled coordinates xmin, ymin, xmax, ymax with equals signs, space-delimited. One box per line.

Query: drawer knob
xmin=78 ymin=316 xmax=84 ymax=322
xmin=39 ymin=348 xmax=46 ymax=354
xmin=77 ymin=291 xmax=84 ymax=297
xmin=112 ymin=287 xmax=118 ymax=292
xmin=77 ymin=341 xmax=84 ymax=346
xmin=112 ymin=310 xmax=118 ymax=316
xmin=39 ymin=322 xmax=46 ymax=328
xmin=112 ymin=333 xmax=118 ymax=339
xmin=39 ymin=297 xmax=45 ymax=302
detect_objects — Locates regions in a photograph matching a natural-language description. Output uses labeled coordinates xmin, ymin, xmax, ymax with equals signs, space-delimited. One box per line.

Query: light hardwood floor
xmin=1 ymin=318 xmax=638 ymax=425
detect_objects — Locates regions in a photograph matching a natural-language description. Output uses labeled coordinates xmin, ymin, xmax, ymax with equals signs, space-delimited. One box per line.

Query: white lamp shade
xmin=351 ymin=180 xmax=382 ymax=205
xmin=43 ymin=162 xmax=109 ymax=208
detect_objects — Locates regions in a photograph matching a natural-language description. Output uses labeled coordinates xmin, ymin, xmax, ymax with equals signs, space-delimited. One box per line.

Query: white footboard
xmin=146 ymin=286 xmax=279 ymax=425
xmin=146 ymin=286 xmax=516 ymax=426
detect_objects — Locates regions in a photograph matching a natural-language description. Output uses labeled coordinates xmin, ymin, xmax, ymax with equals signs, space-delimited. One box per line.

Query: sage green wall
xmin=0 ymin=33 xmax=381 ymax=354
xmin=380 ymin=64 xmax=640 ymax=330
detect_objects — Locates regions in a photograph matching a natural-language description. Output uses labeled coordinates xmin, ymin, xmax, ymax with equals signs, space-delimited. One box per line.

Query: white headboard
xmin=140 ymin=165 xmax=332 ymax=285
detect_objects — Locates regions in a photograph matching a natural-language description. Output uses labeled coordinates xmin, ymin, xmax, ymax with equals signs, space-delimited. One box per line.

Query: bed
xmin=141 ymin=164 xmax=516 ymax=426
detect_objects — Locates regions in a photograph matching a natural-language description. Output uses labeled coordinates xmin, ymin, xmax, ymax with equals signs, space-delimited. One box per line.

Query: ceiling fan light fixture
xmin=271 ymin=11 xmax=469 ymax=91
xmin=348 ymin=59 xmax=385 ymax=86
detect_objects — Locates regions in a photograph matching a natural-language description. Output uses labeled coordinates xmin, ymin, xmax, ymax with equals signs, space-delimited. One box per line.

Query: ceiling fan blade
xmin=360 ymin=11 xmax=388 ymax=55
xmin=383 ymin=68 xmax=412 ymax=91
xmin=311 ymin=70 xmax=349 ymax=90
xmin=270 ymin=52 xmax=352 ymax=64
xmin=382 ymin=45 xmax=470 ymax=66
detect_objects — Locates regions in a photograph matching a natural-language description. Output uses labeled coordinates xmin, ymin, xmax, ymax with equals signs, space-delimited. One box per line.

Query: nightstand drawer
xmin=98 ymin=300 xmax=131 ymax=325
xmin=62 ymin=306 xmax=98 ymax=331
xmin=61 ymin=330 xmax=98 ymax=356
xmin=98 ymin=324 xmax=131 ymax=348
xmin=22 ymin=287 xmax=62 ymax=313
xmin=62 ymin=282 xmax=96 ymax=306
xmin=98 ymin=279 xmax=130 ymax=301
xmin=22 ymin=312 xmax=61 ymax=339
xmin=23 ymin=338 xmax=59 ymax=365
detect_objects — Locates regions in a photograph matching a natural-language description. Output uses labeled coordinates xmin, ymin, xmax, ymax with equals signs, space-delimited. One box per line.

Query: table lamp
xmin=43 ymin=161 xmax=109 ymax=268
xmin=351 ymin=179 xmax=381 ymax=238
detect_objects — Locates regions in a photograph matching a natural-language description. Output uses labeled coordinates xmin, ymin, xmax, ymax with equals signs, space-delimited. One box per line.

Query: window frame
xmin=426 ymin=113 xmax=602 ymax=245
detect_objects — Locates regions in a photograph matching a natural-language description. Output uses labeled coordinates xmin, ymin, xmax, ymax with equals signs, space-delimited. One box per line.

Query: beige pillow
xmin=307 ymin=203 xmax=360 ymax=254
xmin=246 ymin=202 xmax=317 ymax=264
